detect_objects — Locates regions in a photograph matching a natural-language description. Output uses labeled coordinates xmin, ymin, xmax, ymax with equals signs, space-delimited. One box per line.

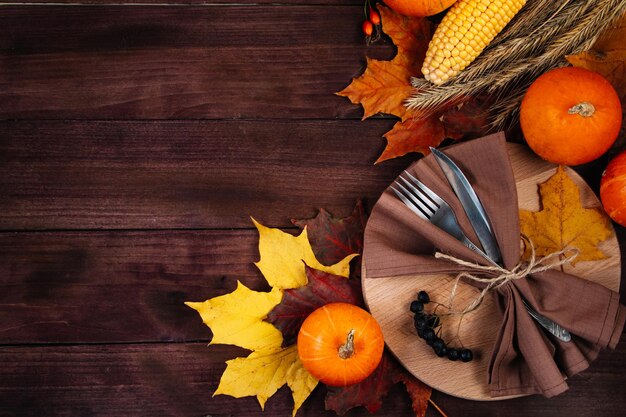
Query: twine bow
xmin=434 ymin=235 xmax=579 ymax=317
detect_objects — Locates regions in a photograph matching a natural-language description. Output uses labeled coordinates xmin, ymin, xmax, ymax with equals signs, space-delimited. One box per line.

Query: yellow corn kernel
xmin=422 ymin=0 xmax=527 ymax=85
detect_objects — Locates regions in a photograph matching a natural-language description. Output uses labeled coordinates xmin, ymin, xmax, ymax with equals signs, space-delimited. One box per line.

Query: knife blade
xmin=430 ymin=147 xmax=571 ymax=343
xmin=430 ymin=147 xmax=502 ymax=264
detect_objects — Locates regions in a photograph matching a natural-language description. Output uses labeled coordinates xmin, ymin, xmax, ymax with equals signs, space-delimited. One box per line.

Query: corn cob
xmin=422 ymin=0 xmax=527 ymax=85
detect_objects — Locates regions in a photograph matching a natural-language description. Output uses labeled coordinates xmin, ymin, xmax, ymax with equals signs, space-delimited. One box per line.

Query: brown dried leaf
xmin=566 ymin=12 xmax=626 ymax=100
xmin=376 ymin=114 xmax=446 ymax=163
xmin=398 ymin=373 xmax=433 ymax=417
xmin=292 ymin=200 xmax=367 ymax=268
xmin=336 ymin=5 xmax=432 ymax=121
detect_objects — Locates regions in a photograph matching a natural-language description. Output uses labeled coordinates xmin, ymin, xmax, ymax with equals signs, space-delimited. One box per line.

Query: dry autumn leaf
xmin=377 ymin=116 xmax=446 ymax=163
xmin=290 ymin=206 xmax=435 ymax=416
xmin=338 ymin=6 xmax=490 ymax=163
xmin=253 ymin=218 xmax=357 ymax=289
xmin=215 ymin=345 xmax=318 ymax=417
xmin=187 ymin=219 xmax=357 ymax=415
xmin=187 ymin=213 xmax=436 ymax=416
xmin=398 ymin=372 xmax=433 ymax=417
xmin=266 ymin=265 xmax=363 ymax=346
xmin=337 ymin=6 xmax=432 ymax=121
xmin=185 ymin=281 xmax=283 ymax=351
xmin=566 ymin=12 xmax=626 ymax=100
xmin=337 ymin=6 xmax=454 ymax=161
xmin=519 ymin=166 xmax=613 ymax=263
xmin=292 ymin=200 xmax=367 ymax=277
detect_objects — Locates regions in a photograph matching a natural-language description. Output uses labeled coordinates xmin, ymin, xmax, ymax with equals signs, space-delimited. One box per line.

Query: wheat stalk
xmin=487 ymin=0 xmax=568 ymax=49
xmin=406 ymin=0 xmax=626 ymax=126
xmin=455 ymin=0 xmax=592 ymax=84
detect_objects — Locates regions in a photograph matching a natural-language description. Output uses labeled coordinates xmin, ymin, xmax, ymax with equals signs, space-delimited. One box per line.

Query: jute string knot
xmin=433 ymin=235 xmax=579 ymax=316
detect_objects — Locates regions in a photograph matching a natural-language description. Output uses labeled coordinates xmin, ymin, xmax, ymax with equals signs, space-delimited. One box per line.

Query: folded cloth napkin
xmin=363 ymin=132 xmax=625 ymax=398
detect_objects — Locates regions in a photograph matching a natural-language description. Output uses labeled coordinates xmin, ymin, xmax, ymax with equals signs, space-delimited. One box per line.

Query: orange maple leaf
xmin=338 ymin=6 xmax=492 ymax=163
xmin=566 ymin=12 xmax=626 ymax=100
xmin=337 ymin=6 xmax=432 ymax=122
xmin=376 ymin=116 xmax=445 ymax=163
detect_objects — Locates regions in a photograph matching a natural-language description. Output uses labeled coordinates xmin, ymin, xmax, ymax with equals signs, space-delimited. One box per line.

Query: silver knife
xmin=430 ymin=147 xmax=502 ymax=264
xmin=430 ymin=147 xmax=571 ymax=343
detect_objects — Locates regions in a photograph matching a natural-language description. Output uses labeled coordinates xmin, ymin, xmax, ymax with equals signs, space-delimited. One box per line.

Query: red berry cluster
xmin=362 ymin=1 xmax=381 ymax=41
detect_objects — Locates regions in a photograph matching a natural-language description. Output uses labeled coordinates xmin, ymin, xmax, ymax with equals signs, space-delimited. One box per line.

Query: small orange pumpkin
xmin=297 ymin=302 xmax=384 ymax=387
xmin=520 ymin=66 xmax=622 ymax=166
xmin=601 ymin=150 xmax=626 ymax=226
xmin=384 ymin=0 xmax=458 ymax=17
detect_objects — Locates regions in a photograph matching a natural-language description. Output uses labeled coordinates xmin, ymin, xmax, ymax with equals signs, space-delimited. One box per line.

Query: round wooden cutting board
xmin=361 ymin=143 xmax=621 ymax=401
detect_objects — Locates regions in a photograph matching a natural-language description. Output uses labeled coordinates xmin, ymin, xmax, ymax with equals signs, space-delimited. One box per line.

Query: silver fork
xmin=392 ymin=170 xmax=572 ymax=342
xmin=391 ymin=171 xmax=489 ymax=259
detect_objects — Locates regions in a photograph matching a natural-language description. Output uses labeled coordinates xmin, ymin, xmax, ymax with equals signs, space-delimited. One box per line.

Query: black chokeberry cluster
xmin=410 ymin=290 xmax=474 ymax=363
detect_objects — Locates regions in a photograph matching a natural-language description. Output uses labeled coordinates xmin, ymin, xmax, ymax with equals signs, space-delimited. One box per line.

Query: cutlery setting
xmin=392 ymin=148 xmax=572 ymax=343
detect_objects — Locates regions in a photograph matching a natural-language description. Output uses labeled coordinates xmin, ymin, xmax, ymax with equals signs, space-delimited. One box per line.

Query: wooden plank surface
xmin=0 ymin=120 xmax=406 ymax=230
xmin=0 ymin=337 xmax=624 ymax=417
xmin=1 ymin=1 xmax=625 ymax=417
xmin=0 ymin=230 xmax=260 ymax=344
xmin=0 ymin=227 xmax=622 ymax=345
xmin=0 ymin=5 xmax=395 ymax=120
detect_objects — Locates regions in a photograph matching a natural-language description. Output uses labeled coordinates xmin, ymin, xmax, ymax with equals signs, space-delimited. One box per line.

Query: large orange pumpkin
xmin=601 ymin=151 xmax=626 ymax=226
xmin=297 ymin=302 xmax=384 ymax=387
xmin=384 ymin=0 xmax=457 ymax=17
xmin=520 ymin=66 xmax=622 ymax=166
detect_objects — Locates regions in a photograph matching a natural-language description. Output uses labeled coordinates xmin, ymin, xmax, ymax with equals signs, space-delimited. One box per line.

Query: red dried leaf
xmin=292 ymin=200 xmax=368 ymax=267
xmin=325 ymin=352 xmax=433 ymax=416
xmin=376 ymin=114 xmax=446 ymax=163
xmin=398 ymin=373 xmax=433 ymax=417
xmin=325 ymin=352 xmax=398 ymax=415
xmin=266 ymin=265 xmax=363 ymax=346
xmin=441 ymin=97 xmax=491 ymax=140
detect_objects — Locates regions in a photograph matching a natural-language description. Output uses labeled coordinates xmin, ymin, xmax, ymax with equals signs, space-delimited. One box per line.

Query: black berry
xmin=414 ymin=316 xmax=428 ymax=330
xmin=417 ymin=327 xmax=425 ymax=338
xmin=432 ymin=338 xmax=445 ymax=351
xmin=460 ymin=349 xmax=473 ymax=362
xmin=417 ymin=291 xmax=430 ymax=304
xmin=447 ymin=348 xmax=460 ymax=361
xmin=410 ymin=300 xmax=424 ymax=313
xmin=422 ymin=328 xmax=436 ymax=342
xmin=425 ymin=314 xmax=440 ymax=328
xmin=434 ymin=345 xmax=448 ymax=357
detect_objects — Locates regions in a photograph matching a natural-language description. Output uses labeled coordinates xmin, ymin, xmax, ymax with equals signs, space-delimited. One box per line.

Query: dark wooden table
xmin=1 ymin=2 xmax=624 ymax=416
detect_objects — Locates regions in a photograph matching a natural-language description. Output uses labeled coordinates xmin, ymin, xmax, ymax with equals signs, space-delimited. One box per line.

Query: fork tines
xmin=391 ymin=171 xmax=440 ymax=220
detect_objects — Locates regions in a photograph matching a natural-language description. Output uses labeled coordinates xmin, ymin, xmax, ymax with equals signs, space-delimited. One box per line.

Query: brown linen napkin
xmin=363 ymin=132 xmax=626 ymax=398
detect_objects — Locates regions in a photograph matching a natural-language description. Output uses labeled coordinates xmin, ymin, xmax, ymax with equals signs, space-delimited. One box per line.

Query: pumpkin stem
xmin=568 ymin=101 xmax=595 ymax=117
xmin=338 ymin=329 xmax=355 ymax=359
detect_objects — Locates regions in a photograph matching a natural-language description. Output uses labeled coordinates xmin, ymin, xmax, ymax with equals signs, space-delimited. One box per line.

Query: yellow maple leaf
xmin=185 ymin=281 xmax=283 ymax=351
xmin=566 ymin=12 xmax=626 ymax=100
xmin=215 ymin=345 xmax=318 ymax=417
xmin=336 ymin=5 xmax=432 ymax=121
xmin=519 ymin=166 xmax=612 ymax=263
xmin=187 ymin=219 xmax=360 ymax=415
xmin=253 ymin=218 xmax=357 ymax=289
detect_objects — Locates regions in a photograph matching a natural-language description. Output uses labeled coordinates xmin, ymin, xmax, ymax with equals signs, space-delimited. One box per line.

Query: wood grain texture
xmin=363 ymin=144 xmax=622 ymax=400
xmin=0 ymin=120 xmax=407 ymax=230
xmin=1 ymin=2 xmax=625 ymax=416
xmin=0 ymin=337 xmax=624 ymax=417
xmin=0 ymin=229 xmax=278 ymax=344
xmin=0 ymin=5 xmax=394 ymax=120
